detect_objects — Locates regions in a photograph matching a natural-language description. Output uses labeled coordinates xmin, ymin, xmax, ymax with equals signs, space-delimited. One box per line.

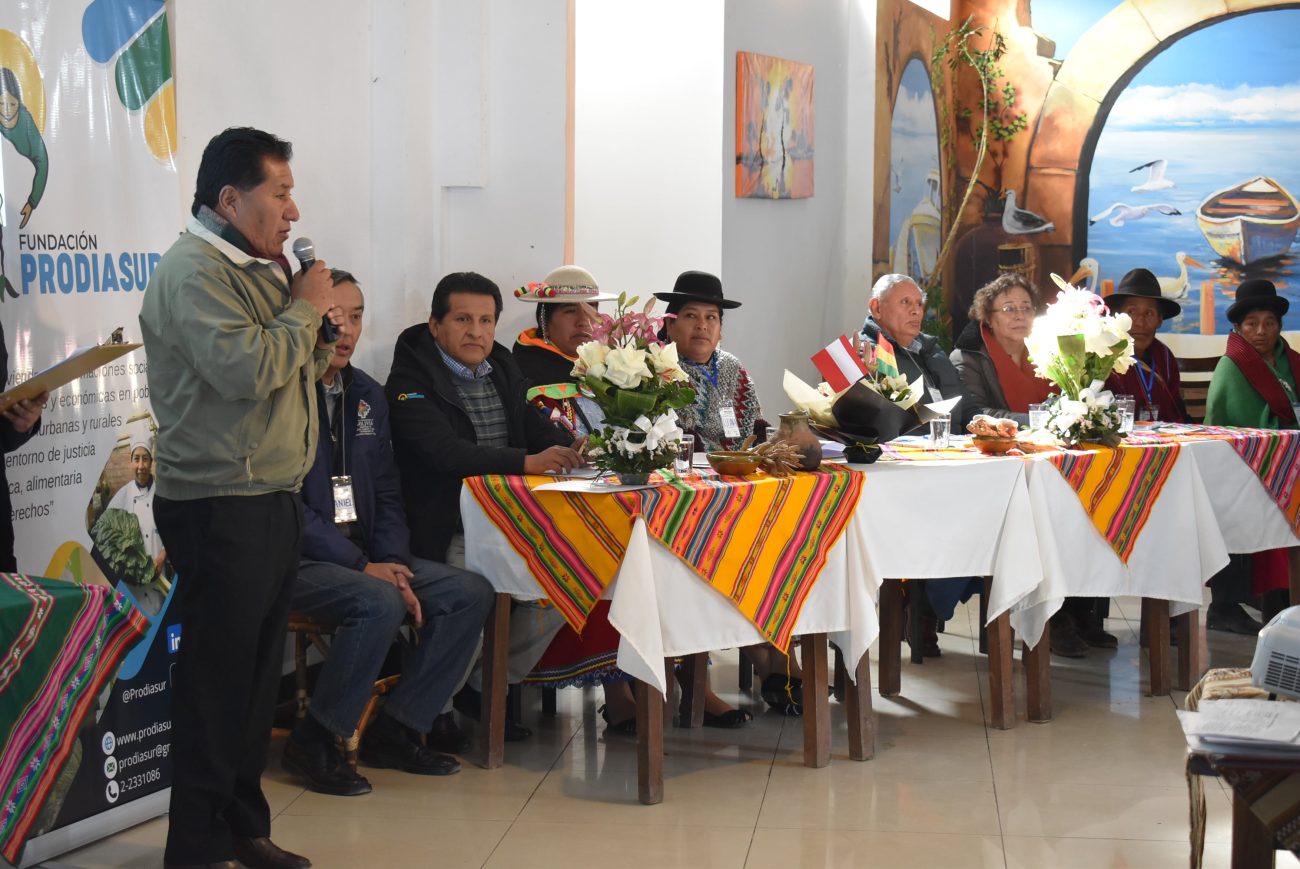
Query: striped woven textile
xmin=1047 ymin=443 xmax=1181 ymax=562
xmin=464 ymin=466 xmax=865 ymax=649
xmin=0 ymin=574 xmax=147 ymax=864
xmin=1126 ymin=425 xmax=1300 ymax=535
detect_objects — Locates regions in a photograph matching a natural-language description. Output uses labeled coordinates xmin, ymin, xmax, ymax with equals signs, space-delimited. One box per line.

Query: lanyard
xmin=1134 ymin=360 xmax=1156 ymax=407
xmin=685 ymin=355 xmax=720 ymax=414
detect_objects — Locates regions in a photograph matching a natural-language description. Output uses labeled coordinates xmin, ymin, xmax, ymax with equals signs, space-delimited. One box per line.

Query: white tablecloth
xmin=1180 ymin=438 xmax=1298 ymax=553
xmin=460 ymin=485 xmax=878 ymax=697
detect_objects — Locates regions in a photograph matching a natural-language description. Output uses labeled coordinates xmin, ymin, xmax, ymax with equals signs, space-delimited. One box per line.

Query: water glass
xmin=674 ymin=440 xmax=694 ymax=476
xmin=929 ymin=414 xmax=951 ymax=450
xmin=1116 ymin=395 xmax=1135 ymax=433
xmin=1027 ymin=403 xmax=1048 ymax=429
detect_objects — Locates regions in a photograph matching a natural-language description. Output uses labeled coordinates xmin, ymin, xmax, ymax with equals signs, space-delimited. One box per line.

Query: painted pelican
xmin=1129 ymin=159 xmax=1175 ymax=193
xmin=1155 ymin=251 xmax=1205 ymax=301
xmin=1088 ymin=202 xmax=1181 ymax=227
xmin=1001 ymin=190 xmax=1055 ymax=235
xmin=1067 ymin=257 xmax=1101 ymax=294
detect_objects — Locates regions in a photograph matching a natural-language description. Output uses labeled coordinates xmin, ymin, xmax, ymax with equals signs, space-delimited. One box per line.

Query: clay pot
xmin=776 ymin=411 xmax=823 ymax=472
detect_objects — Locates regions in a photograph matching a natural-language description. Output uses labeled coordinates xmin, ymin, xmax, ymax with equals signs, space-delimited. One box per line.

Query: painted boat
xmin=1196 ymin=175 xmax=1300 ymax=265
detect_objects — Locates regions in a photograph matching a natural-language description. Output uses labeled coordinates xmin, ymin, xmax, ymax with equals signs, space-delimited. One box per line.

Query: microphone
xmin=292 ymin=237 xmax=338 ymax=342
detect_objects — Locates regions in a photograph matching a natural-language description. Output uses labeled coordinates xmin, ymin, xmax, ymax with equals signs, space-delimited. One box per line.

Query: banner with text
xmin=1 ymin=1 xmax=179 ymax=864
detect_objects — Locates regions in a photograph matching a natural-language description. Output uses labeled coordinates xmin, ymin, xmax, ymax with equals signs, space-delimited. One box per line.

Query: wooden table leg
xmin=634 ymin=678 xmax=664 ymax=805
xmin=985 ymin=577 xmax=1015 ymax=730
xmin=878 ymin=580 xmax=903 ymax=697
xmin=480 ymin=592 xmax=511 ymax=769
xmin=1024 ymin=620 xmax=1052 ymax=724
xmin=1142 ymin=598 xmax=1171 ymax=696
xmin=1174 ymin=610 xmax=1205 ymax=692
xmin=845 ymin=649 xmax=875 ymax=761
xmin=679 ymin=652 xmax=708 ymax=728
xmin=1231 ymin=787 xmax=1275 ymax=869
xmin=801 ymin=633 xmax=830 ymax=768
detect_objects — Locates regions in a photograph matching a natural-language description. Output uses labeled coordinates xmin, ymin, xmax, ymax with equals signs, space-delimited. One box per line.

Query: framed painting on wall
xmin=735 ymin=51 xmax=814 ymax=199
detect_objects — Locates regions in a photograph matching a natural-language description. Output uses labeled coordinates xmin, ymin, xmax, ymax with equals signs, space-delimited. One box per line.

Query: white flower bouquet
xmin=1025 ymin=278 xmax=1135 ymax=446
xmin=571 ymin=294 xmax=696 ymax=479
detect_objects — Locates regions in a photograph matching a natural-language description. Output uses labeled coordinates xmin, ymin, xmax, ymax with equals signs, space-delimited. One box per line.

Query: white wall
xmin=722 ymin=0 xmax=875 ymax=418
xmin=573 ymin=0 xmax=725 ymax=300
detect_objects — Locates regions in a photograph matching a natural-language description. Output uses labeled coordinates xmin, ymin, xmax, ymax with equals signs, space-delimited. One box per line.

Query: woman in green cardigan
xmin=1204 ymin=278 xmax=1299 ymax=626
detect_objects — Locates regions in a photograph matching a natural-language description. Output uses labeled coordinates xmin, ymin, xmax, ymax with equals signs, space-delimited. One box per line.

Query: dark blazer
xmin=384 ymin=323 xmax=569 ymax=561
xmin=2 ymin=322 xmax=40 ymax=571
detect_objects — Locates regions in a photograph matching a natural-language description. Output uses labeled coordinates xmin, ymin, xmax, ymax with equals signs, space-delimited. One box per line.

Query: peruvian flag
xmin=811 ymin=335 xmax=868 ymax=392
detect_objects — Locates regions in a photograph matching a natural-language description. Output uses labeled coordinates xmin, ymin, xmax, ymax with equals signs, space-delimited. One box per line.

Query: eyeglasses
xmin=996 ymin=304 xmax=1035 ymax=317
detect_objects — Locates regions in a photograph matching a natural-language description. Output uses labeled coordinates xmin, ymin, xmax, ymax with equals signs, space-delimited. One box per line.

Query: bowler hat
xmin=514 ymin=265 xmax=617 ymax=303
xmin=653 ymin=271 xmax=741 ymax=311
xmin=1108 ymin=268 xmax=1181 ymax=320
xmin=1226 ymin=278 xmax=1289 ymax=325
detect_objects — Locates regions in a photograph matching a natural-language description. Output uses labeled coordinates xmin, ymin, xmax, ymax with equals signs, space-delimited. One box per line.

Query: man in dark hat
xmin=1104 ymin=268 xmax=1187 ymax=423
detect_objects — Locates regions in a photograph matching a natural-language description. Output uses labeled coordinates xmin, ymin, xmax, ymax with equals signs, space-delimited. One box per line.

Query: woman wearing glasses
xmin=950 ymin=273 xmax=1052 ymax=425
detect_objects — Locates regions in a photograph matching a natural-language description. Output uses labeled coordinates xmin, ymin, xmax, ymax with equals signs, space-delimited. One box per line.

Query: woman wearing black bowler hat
xmin=1204 ymin=278 xmax=1299 ymax=628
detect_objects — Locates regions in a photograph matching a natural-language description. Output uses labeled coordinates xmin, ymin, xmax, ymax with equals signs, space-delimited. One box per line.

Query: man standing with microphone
xmin=140 ymin=127 xmax=339 ymax=869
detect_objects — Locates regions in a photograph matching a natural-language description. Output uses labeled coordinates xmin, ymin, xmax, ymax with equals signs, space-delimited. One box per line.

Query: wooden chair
xmin=1176 ymin=354 xmax=1221 ymax=423
xmin=287 ymin=613 xmax=402 ymax=770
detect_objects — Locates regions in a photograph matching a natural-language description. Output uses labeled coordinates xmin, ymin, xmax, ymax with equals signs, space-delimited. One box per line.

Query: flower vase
xmin=615 ymin=471 xmax=651 ymax=485
xmin=776 ymin=411 xmax=823 ymax=471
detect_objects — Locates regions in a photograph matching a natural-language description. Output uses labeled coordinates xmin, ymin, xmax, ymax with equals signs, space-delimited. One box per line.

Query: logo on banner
xmin=82 ymin=0 xmax=176 ymax=163
xmin=166 ymin=623 xmax=181 ymax=654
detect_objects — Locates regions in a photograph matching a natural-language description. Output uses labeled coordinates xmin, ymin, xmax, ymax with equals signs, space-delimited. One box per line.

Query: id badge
xmin=332 ymin=475 xmax=358 ymax=524
xmin=1292 ymin=402 xmax=1300 ymax=424
xmin=1140 ymin=407 xmax=1159 ymax=423
xmin=928 ymin=387 xmax=944 ymax=403
xmin=719 ymin=405 xmax=741 ymax=439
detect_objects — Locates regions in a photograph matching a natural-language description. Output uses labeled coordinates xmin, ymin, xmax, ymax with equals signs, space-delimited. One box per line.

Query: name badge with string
xmin=720 ymin=405 xmax=741 ymax=439
xmin=332 ymin=476 xmax=357 ymax=523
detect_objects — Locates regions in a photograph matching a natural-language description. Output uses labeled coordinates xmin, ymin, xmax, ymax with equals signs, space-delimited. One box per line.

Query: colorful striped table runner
xmin=464 ymin=466 xmax=865 ymax=650
xmin=0 ymin=574 xmax=147 ymax=864
xmin=1127 ymin=425 xmax=1300 ymax=536
xmin=1046 ymin=443 xmax=1181 ymax=562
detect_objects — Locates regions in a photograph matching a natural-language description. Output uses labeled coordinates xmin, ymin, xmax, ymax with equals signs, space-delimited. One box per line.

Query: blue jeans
xmin=293 ymin=556 xmax=493 ymax=736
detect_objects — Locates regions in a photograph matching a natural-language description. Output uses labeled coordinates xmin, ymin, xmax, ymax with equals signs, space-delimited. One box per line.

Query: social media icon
xmin=105 ymin=780 xmax=120 ymax=804
xmin=101 ymin=732 xmax=116 ymax=755
xmin=104 ymin=756 xmax=118 ymax=778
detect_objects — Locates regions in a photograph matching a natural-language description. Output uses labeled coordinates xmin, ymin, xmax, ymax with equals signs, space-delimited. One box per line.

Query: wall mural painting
xmin=888 ymin=58 xmax=941 ymax=283
xmin=1085 ymin=9 xmax=1300 ymax=335
xmin=735 ymin=51 xmax=815 ymax=200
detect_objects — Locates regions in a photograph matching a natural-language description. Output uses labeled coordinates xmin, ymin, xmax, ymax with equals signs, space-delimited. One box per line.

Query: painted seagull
xmin=1129 ymin=158 xmax=1175 ymax=192
xmin=1001 ymin=190 xmax=1055 ymax=235
xmin=1088 ymin=202 xmax=1181 ymax=227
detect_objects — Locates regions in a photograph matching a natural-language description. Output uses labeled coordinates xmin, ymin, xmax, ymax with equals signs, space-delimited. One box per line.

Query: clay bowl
xmin=707 ymin=451 xmax=764 ymax=476
xmin=970 ymin=436 xmax=1018 ymax=456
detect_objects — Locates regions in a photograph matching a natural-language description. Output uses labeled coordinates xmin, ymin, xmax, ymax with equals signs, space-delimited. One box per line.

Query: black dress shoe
xmin=760 ymin=674 xmax=803 ymax=716
xmin=427 ymin=711 xmax=471 ymax=754
xmin=1206 ymin=603 xmax=1263 ymax=636
xmin=281 ymin=734 xmax=372 ymax=796
xmin=452 ymin=686 xmax=533 ymax=741
xmin=360 ymin=714 xmax=461 ymax=776
xmin=1049 ymin=612 xmax=1089 ymax=658
xmin=232 ymin=836 xmax=311 ymax=869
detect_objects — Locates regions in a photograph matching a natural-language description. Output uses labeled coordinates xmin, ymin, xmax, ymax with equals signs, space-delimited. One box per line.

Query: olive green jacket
xmin=139 ymin=215 xmax=332 ymax=499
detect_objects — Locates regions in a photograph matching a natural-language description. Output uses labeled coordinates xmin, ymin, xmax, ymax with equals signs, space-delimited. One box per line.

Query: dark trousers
xmin=155 ymin=492 xmax=303 ymax=864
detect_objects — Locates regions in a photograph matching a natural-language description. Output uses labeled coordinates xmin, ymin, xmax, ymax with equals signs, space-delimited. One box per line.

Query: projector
xmin=1253 ymin=605 xmax=1300 ymax=699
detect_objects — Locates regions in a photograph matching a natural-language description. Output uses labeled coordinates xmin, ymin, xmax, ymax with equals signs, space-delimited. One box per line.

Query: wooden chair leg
xmin=635 ymin=678 xmax=664 ymax=805
xmin=801 ymin=634 xmax=830 ymax=769
xmin=985 ymin=577 xmax=1015 ymax=730
xmin=1143 ymin=598 xmax=1171 ymax=696
xmin=878 ymin=580 xmax=903 ymax=697
xmin=845 ymin=648 xmax=875 ymax=761
xmin=480 ymin=592 xmax=512 ymax=769
xmin=1174 ymin=611 xmax=1205 ymax=691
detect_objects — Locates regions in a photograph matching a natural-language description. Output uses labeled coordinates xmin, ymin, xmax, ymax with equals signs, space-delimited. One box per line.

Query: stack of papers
xmin=1178 ymin=699 xmax=1300 ymax=755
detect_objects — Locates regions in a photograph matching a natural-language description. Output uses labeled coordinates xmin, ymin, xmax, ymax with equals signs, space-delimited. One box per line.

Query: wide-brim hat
xmin=1226 ymin=277 xmax=1289 ymax=324
xmin=1108 ymin=268 xmax=1181 ymax=320
xmin=514 ymin=265 xmax=617 ymax=303
xmin=653 ymin=270 xmax=741 ymax=310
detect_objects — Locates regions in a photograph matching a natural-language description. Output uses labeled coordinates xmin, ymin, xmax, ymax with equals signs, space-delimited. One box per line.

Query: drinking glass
xmin=1027 ymin=403 xmax=1048 ymax=429
xmin=674 ymin=440 xmax=694 ymax=476
xmin=1116 ymin=395 xmax=1135 ymax=433
xmin=929 ymin=414 xmax=951 ymax=450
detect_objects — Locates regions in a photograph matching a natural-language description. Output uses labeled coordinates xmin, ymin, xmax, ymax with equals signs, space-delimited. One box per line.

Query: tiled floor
xmin=48 ymin=598 xmax=1290 ymax=869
